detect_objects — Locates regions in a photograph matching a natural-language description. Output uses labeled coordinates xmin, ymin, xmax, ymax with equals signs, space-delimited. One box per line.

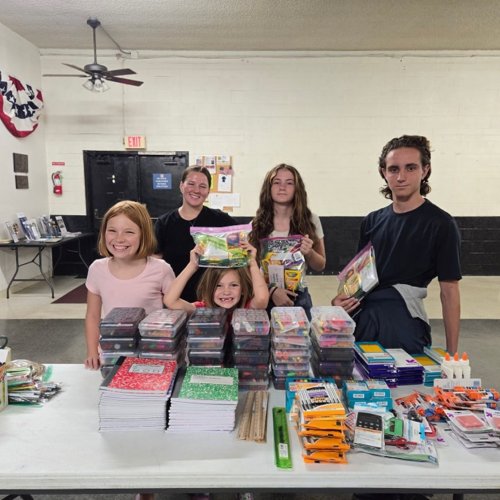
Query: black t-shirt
xmin=358 ymin=199 xmax=462 ymax=289
xmin=155 ymin=206 xmax=235 ymax=302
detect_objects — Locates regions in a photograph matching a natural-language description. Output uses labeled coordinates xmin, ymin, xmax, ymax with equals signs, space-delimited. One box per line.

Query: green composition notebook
xmin=178 ymin=366 xmax=239 ymax=403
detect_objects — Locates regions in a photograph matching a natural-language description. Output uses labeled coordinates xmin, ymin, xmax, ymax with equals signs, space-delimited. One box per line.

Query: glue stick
xmin=459 ymin=352 xmax=471 ymax=379
xmin=441 ymin=353 xmax=454 ymax=379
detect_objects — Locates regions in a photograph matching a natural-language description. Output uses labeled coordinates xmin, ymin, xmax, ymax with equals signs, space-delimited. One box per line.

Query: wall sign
xmin=153 ymin=173 xmax=172 ymax=190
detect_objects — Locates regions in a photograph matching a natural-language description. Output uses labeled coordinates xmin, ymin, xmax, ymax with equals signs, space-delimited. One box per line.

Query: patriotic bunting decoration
xmin=0 ymin=70 xmax=44 ymax=138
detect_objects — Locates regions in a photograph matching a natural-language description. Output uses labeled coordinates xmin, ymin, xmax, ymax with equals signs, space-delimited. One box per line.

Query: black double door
xmin=84 ymin=150 xmax=188 ymax=230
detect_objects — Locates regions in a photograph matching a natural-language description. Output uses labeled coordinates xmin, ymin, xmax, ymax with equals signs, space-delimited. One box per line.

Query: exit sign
xmin=124 ymin=135 xmax=146 ymax=149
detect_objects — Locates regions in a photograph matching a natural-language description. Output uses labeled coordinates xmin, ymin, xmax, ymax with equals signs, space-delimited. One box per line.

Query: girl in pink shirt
xmin=85 ymin=201 xmax=175 ymax=370
xmin=164 ymin=242 xmax=268 ymax=314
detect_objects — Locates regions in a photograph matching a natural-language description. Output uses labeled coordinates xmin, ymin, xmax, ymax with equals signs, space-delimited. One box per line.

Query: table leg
xmin=5 ymin=248 xmax=21 ymax=299
xmin=53 ymin=237 xmax=89 ymax=274
xmin=36 ymin=246 xmax=54 ymax=298
xmin=5 ymin=246 xmax=54 ymax=298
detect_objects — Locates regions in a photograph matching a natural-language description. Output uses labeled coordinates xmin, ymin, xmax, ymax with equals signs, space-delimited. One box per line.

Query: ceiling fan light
xmin=82 ymin=79 xmax=94 ymax=91
xmin=82 ymin=77 xmax=110 ymax=93
xmin=93 ymin=78 xmax=110 ymax=93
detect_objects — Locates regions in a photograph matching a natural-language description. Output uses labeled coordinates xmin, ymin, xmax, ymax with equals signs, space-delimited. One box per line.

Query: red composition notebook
xmin=101 ymin=356 xmax=177 ymax=395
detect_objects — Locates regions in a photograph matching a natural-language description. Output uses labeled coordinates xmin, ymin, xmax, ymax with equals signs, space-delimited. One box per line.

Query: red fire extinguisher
xmin=52 ymin=171 xmax=62 ymax=195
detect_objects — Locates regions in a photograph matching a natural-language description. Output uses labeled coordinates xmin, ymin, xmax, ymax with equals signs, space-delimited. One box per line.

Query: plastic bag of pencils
xmin=337 ymin=243 xmax=378 ymax=300
xmin=190 ymin=223 xmax=251 ymax=268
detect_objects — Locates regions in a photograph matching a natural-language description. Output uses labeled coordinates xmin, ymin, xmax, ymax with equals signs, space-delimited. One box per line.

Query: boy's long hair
xmin=196 ymin=267 xmax=253 ymax=308
xmin=249 ymin=164 xmax=318 ymax=255
xmin=97 ymin=200 xmax=156 ymax=258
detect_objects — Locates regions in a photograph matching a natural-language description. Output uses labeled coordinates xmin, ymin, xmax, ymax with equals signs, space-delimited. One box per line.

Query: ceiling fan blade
xmin=104 ymin=68 xmax=136 ymax=77
xmin=104 ymin=75 xmax=144 ymax=87
xmin=43 ymin=74 xmax=87 ymax=78
xmin=63 ymin=63 xmax=92 ymax=75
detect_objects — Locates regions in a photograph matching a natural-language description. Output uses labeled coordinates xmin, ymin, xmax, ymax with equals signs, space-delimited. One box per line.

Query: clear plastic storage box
xmin=270 ymin=307 xmax=310 ymax=336
xmin=231 ymin=309 xmax=270 ymax=336
xmin=138 ymin=309 xmax=187 ymax=338
xmin=310 ymin=306 xmax=356 ymax=335
xmin=99 ymin=307 xmax=146 ymax=337
xmin=187 ymin=308 xmax=228 ymax=336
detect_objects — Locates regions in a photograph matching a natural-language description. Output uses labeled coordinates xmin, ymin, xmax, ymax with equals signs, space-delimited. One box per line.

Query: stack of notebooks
xmin=168 ymin=366 xmax=239 ymax=432
xmin=386 ymin=348 xmax=424 ymax=385
xmin=410 ymin=352 xmax=442 ymax=386
xmin=98 ymin=356 xmax=178 ymax=431
xmin=354 ymin=342 xmax=397 ymax=387
xmin=293 ymin=382 xmax=349 ymax=463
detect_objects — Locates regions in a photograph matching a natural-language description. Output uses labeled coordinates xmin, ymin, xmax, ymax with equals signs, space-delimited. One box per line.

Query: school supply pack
xmin=337 ymin=243 xmax=378 ymax=299
xmin=190 ymin=223 xmax=252 ymax=267
xmin=259 ymin=235 xmax=306 ymax=292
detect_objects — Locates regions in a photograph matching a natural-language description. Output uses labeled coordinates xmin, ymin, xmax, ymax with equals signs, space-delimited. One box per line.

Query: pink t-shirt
xmin=86 ymin=256 xmax=175 ymax=317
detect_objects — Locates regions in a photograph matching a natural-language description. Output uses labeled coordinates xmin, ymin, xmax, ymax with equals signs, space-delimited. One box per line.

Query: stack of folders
xmin=167 ymin=366 xmax=239 ymax=432
xmin=386 ymin=348 xmax=424 ymax=385
xmin=410 ymin=352 xmax=442 ymax=386
xmin=292 ymin=382 xmax=349 ymax=463
xmin=98 ymin=356 xmax=178 ymax=431
xmin=354 ymin=342 xmax=397 ymax=387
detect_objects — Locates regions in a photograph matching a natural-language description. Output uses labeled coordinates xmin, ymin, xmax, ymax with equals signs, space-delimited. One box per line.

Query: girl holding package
xmin=164 ymin=242 xmax=268 ymax=313
xmin=250 ymin=163 xmax=326 ymax=317
xmin=84 ymin=200 xmax=175 ymax=370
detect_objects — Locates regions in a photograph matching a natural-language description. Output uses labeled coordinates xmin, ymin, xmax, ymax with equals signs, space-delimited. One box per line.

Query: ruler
xmin=272 ymin=407 xmax=292 ymax=468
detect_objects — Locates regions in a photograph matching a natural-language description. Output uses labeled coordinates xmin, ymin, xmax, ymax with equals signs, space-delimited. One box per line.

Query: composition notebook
xmin=177 ymin=366 xmax=239 ymax=403
xmin=100 ymin=356 xmax=177 ymax=395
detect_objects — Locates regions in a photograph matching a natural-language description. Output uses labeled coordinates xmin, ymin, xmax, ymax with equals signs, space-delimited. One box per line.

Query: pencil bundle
xmin=292 ymin=382 xmax=349 ymax=463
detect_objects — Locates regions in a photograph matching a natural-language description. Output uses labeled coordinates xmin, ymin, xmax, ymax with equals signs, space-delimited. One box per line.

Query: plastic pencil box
xmin=231 ymin=308 xmax=270 ymax=336
xmin=270 ymin=307 xmax=310 ymax=336
xmin=310 ymin=306 xmax=356 ymax=335
xmin=233 ymin=335 xmax=270 ymax=350
xmin=187 ymin=308 xmax=228 ymax=336
xmin=99 ymin=307 xmax=146 ymax=337
xmin=138 ymin=309 xmax=187 ymax=338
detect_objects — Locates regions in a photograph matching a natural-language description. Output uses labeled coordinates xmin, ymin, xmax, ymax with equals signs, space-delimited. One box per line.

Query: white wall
xmin=3 ymin=41 xmax=500 ymax=290
xmin=0 ymin=23 xmax=47 ymax=291
xmin=41 ymin=50 xmax=500 ymax=218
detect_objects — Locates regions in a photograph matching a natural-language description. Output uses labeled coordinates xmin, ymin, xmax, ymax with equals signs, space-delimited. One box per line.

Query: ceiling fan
xmin=44 ymin=17 xmax=143 ymax=92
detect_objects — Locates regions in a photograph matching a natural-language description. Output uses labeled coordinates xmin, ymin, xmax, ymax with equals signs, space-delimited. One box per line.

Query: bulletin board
xmin=195 ymin=155 xmax=240 ymax=212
